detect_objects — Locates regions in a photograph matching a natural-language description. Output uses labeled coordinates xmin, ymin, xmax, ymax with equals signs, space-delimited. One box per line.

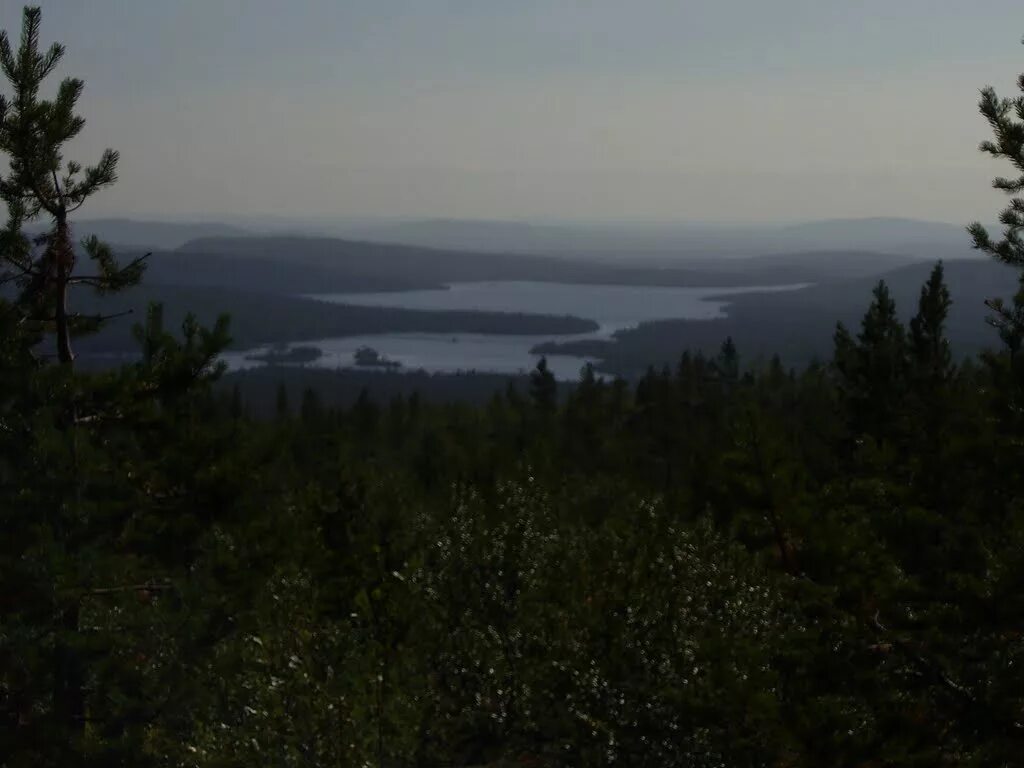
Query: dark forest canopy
xmin=6 ymin=6 xmax=1024 ymax=768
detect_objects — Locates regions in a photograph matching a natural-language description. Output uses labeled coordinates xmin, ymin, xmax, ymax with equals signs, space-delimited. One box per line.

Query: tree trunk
xmin=53 ymin=602 xmax=84 ymax=749
xmin=53 ymin=215 xmax=74 ymax=366
xmin=50 ymin=212 xmax=83 ymax=751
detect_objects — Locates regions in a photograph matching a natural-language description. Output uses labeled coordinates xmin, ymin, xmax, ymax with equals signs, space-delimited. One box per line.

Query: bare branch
xmin=70 ymin=308 xmax=133 ymax=324
xmin=69 ymin=251 xmax=151 ymax=286
xmin=0 ymin=255 xmax=42 ymax=281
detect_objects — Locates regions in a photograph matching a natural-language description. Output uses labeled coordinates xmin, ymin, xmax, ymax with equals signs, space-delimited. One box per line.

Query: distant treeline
xmin=221 ymin=366 xmax=571 ymax=417
xmin=70 ymin=283 xmax=598 ymax=356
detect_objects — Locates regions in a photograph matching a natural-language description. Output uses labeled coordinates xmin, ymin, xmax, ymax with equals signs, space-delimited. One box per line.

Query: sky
xmin=2 ymin=0 xmax=1024 ymax=224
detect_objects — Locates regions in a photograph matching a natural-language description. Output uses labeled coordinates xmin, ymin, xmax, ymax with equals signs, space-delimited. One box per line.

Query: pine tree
xmin=562 ymin=362 xmax=606 ymax=472
xmin=301 ymin=386 xmax=322 ymax=425
xmin=969 ymin=60 xmax=1024 ymax=395
xmin=275 ymin=381 xmax=290 ymax=418
xmin=905 ymin=262 xmax=957 ymax=507
xmin=716 ymin=336 xmax=740 ymax=384
xmin=529 ymin=356 xmax=557 ymax=415
xmin=909 ymin=262 xmax=953 ymax=386
xmin=0 ymin=8 xmax=140 ymax=755
xmin=0 ymin=10 xmax=238 ymax=764
xmin=230 ymin=382 xmax=244 ymax=420
xmin=0 ymin=6 xmax=146 ymax=365
xmin=833 ymin=280 xmax=908 ymax=441
xmin=907 ymin=263 xmax=954 ymax=430
xmin=969 ymin=69 xmax=1024 ymax=281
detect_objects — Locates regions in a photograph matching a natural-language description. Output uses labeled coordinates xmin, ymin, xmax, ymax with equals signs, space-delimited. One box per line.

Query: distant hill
xmin=144 ymin=249 xmax=437 ymax=293
xmin=337 ymin=218 xmax=774 ymax=258
xmin=535 ymin=259 xmax=1018 ymax=374
xmin=341 ymin=219 xmax=601 ymax=255
xmin=58 ymin=219 xmax=252 ymax=250
xmin=680 ymin=250 xmax=921 ymax=282
xmin=778 ymin=218 xmax=984 ymax=254
xmin=174 ymin=235 xmax=876 ymax=289
xmin=336 ymin=217 xmax=986 ymax=262
xmin=47 ymin=215 xmax=984 ymax=266
xmin=176 ymin=235 xmax=588 ymax=280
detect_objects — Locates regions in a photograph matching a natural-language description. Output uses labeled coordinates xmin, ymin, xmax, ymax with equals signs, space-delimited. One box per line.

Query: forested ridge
xmin=4 ymin=7 xmax=1024 ymax=767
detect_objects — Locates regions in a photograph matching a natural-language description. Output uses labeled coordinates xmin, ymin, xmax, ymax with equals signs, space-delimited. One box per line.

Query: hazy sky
xmin=3 ymin=0 xmax=1024 ymax=223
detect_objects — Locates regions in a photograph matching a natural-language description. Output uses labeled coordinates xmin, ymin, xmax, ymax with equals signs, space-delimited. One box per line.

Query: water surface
xmin=226 ymin=280 xmax=808 ymax=379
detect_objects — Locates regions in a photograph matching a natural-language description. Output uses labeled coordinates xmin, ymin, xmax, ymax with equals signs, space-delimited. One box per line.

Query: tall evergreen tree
xmin=969 ymin=58 xmax=1024 ymax=389
xmin=275 ymin=381 xmax=290 ymax=418
xmin=0 ymin=6 xmax=145 ymax=365
xmin=0 ymin=10 xmax=237 ymax=765
xmin=833 ymin=280 xmax=908 ymax=441
xmin=529 ymin=356 xmax=557 ymax=415
xmin=903 ymin=262 xmax=958 ymax=508
xmin=908 ymin=262 xmax=953 ymax=386
xmin=0 ymin=8 xmax=141 ymax=755
xmin=716 ymin=335 xmax=740 ymax=384
xmin=301 ymin=386 xmax=323 ymax=425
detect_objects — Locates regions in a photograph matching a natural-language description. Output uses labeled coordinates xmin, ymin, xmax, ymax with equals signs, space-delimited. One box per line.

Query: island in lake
xmin=354 ymin=346 xmax=402 ymax=369
xmin=246 ymin=345 xmax=323 ymax=365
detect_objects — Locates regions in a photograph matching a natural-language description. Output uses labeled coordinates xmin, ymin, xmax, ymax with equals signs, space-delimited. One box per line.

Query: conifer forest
xmin=4 ymin=6 xmax=1024 ymax=767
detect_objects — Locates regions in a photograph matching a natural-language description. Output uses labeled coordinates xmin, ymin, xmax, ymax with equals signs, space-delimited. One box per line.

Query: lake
xmin=224 ymin=280 xmax=808 ymax=379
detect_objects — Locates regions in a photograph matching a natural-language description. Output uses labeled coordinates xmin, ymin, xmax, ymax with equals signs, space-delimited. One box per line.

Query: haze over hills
xmin=144 ymin=248 xmax=438 ymax=294
xmin=337 ymin=216 xmax=988 ymax=263
xmin=55 ymin=219 xmax=254 ymax=250
xmin=662 ymin=250 xmax=923 ymax=281
xmin=64 ymin=215 xmax=990 ymax=264
xmin=778 ymin=218 xmax=974 ymax=250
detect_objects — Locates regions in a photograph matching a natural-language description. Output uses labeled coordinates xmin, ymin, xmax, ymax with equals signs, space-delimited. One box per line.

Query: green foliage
xmin=0 ymin=6 xmax=144 ymax=365
xmin=834 ymin=280 xmax=908 ymax=441
xmin=0 ymin=9 xmax=238 ymax=766
xmin=528 ymin=356 xmax=557 ymax=415
xmin=909 ymin=262 xmax=953 ymax=383
xmin=8 ymin=8 xmax=1024 ymax=768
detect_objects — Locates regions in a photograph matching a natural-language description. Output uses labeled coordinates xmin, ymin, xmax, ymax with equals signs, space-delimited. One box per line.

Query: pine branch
xmin=0 ymin=255 xmax=41 ymax=283
xmin=870 ymin=612 xmax=1024 ymax=733
xmin=69 ymin=251 xmax=151 ymax=287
